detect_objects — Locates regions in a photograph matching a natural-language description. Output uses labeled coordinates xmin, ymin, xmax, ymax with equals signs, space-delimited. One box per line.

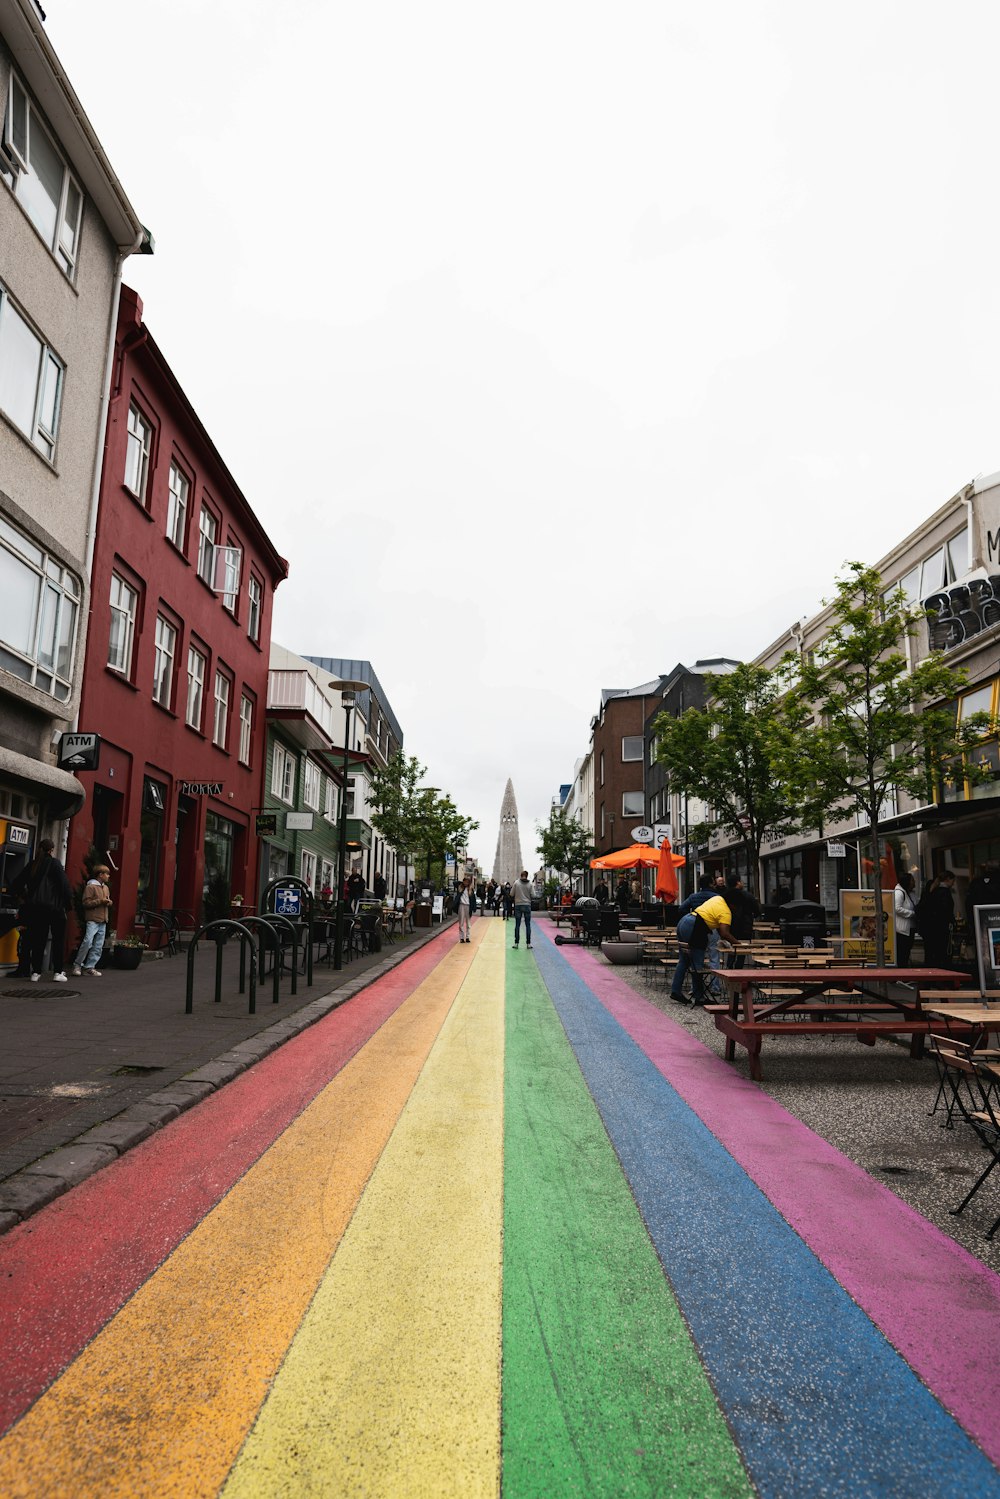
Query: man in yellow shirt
xmin=670 ymin=892 xmax=733 ymax=1005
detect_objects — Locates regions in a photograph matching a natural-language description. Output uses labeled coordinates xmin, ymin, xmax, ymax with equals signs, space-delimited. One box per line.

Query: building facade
xmin=65 ymin=288 xmax=287 ymax=933
xmin=0 ymin=0 xmax=148 ymax=931
xmin=591 ymin=680 xmax=665 ymax=858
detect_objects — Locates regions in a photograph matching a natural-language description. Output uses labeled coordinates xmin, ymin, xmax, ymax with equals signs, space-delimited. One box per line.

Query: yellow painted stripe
xmin=0 ymin=940 xmax=478 ymax=1499
xmin=223 ymin=919 xmax=506 ymax=1498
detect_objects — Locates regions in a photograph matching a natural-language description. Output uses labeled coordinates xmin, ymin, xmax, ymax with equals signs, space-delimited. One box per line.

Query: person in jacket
xmin=455 ymin=874 xmax=477 ymax=943
xmin=501 ymin=881 xmax=513 ymax=920
xmin=72 ymin=864 xmax=114 ymax=977
xmin=918 ymin=870 xmax=956 ymax=969
xmin=725 ymin=874 xmax=759 ymax=964
xmin=594 ymin=879 xmax=609 ymax=906
xmin=22 ymin=839 xmax=73 ymax=983
xmin=511 ymin=870 xmax=534 ymax=949
xmin=893 ymin=872 xmax=917 ymax=967
xmin=347 ymin=869 xmax=366 ymax=908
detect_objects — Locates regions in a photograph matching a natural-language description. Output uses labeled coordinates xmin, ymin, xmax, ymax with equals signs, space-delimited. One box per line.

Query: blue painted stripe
xmin=532 ymin=935 xmax=1000 ymax=1497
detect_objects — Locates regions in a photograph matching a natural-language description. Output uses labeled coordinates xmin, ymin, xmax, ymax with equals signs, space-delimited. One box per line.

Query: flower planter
xmin=112 ymin=946 xmax=144 ymax=970
xmin=601 ymin=940 xmax=640 ymax=965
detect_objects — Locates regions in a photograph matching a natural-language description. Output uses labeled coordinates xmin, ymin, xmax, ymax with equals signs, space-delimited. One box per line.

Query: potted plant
xmin=111 ymin=934 xmax=146 ymax=970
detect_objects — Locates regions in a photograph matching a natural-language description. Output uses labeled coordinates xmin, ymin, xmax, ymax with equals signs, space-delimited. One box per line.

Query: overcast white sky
xmin=48 ymin=0 xmax=1000 ymax=868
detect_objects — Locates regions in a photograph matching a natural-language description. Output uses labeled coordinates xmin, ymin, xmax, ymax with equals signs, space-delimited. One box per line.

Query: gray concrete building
xmin=0 ymin=0 xmax=149 ymax=907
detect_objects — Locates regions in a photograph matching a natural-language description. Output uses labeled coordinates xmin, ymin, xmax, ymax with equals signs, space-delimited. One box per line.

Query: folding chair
xmin=942 ymin=1054 xmax=1000 ymax=1238
xmin=929 ymin=1032 xmax=1000 ymax=1127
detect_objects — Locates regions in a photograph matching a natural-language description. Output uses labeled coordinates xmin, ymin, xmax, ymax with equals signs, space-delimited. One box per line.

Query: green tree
xmin=536 ymin=806 xmax=593 ymax=888
xmin=367 ymin=754 xmax=478 ymax=883
xmin=653 ymin=662 xmax=806 ymax=897
xmin=780 ymin=561 xmax=988 ymax=964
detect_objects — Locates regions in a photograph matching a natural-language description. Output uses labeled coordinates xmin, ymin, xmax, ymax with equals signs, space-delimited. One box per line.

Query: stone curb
xmin=0 ymin=923 xmax=448 ymax=1237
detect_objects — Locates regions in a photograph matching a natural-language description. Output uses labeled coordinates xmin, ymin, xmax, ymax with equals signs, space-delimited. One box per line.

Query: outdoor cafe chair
xmin=932 ymin=1048 xmax=1000 ymax=1238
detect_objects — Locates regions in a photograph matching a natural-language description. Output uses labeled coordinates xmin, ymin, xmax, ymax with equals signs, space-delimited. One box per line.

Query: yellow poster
xmin=840 ymin=889 xmax=895 ymax=963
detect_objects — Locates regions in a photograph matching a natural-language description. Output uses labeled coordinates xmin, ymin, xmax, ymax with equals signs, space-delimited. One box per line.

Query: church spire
xmin=492 ymin=778 xmax=524 ymax=883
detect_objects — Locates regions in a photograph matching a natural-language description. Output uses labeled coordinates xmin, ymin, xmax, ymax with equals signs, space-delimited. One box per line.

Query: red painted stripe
xmin=0 ymin=933 xmax=451 ymax=1436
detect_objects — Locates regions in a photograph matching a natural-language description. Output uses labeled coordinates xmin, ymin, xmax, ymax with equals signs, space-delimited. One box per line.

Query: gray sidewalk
xmin=0 ymin=919 xmax=453 ymax=1234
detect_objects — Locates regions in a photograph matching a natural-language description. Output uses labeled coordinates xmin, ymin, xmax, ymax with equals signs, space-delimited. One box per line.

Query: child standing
xmin=72 ymin=865 xmax=113 ymax=977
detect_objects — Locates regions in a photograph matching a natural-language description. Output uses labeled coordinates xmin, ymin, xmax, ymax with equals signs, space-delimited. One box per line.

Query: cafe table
xmin=711 ymin=967 xmax=967 ymax=1082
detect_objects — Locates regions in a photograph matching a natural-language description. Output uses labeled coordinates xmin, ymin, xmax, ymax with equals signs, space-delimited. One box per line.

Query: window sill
xmin=1 ymin=175 xmax=80 ymax=294
xmin=121 ymin=485 xmax=155 ymax=520
xmin=185 ymin=722 xmax=206 ymax=739
xmin=165 ymin=538 xmax=191 ymax=565
xmin=105 ymin=667 xmax=139 ymax=691
xmin=212 ymin=743 xmax=231 ymax=756
xmin=152 ymin=698 xmax=177 ymax=719
xmin=0 ymin=407 xmax=59 ymax=474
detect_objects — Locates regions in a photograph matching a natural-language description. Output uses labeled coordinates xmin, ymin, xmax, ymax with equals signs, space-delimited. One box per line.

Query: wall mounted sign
xmin=57 ymin=732 xmax=100 ymax=771
xmin=285 ymin=811 xmax=314 ymax=831
xmin=255 ymin=814 xmax=278 ymax=837
xmin=631 ymin=825 xmax=654 ymax=843
xmin=826 ymin=842 xmax=847 ymax=858
xmin=274 ymin=886 xmax=302 ymax=917
xmin=179 ymin=781 xmax=223 ymax=796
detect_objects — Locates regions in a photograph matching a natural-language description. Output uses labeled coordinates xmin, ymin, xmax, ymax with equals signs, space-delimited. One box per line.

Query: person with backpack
xmin=21 ymin=839 xmax=73 ymax=983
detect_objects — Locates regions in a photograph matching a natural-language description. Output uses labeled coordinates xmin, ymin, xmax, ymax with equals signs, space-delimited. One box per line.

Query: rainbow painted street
xmin=1 ymin=919 xmax=999 ymax=1496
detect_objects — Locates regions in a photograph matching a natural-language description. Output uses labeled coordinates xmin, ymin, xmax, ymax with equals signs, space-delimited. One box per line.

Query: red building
xmin=67 ymin=287 xmax=288 ymax=935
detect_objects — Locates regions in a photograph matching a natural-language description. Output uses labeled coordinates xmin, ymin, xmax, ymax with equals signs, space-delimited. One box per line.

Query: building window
xmin=0 ymin=284 xmax=63 ymax=459
xmin=600 ymin=803 xmax=606 ymax=838
xmin=0 ymin=513 xmax=79 ymax=699
xmin=622 ymin=791 xmax=644 ymax=817
xmin=213 ymin=670 xmax=231 ymax=749
xmin=898 ymin=526 xmax=970 ymax=605
xmin=301 ymin=849 xmax=317 ymax=892
xmin=186 ymin=645 xmax=206 ymax=729
xmin=3 ymin=74 xmax=83 ymax=277
xmin=107 ymin=574 xmax=138 ymax=676
xmin=221 ymin=539 xmax=241 ymax=614
xmin=345 ymin=777 xmax=356 ymax=816
xmin=152 ymin=615 xmax=176 ymax=707
xmin=166 ymin=462 xmax=189 ymax=549
xmin=599 ymin=752 xmax=605 ymax=786
xmin=198 ymin=505 xmax=218 ymax=584
xmin=324 ymin=777 xmax=335 ymax=821
xmin=247 ymin=574 xmax=262 ymax=643
xmin=272 ymin=743 xmax=295 ymax=804
xmin=303 ymin=759 xmax=321 ymax=809
xmin=622 ymin=736 xmax=643 ymax=762
xmin=238 ymin=693 xmax=253 ymax=766
xmin=124 ymin=403 xmax=153 ymax=502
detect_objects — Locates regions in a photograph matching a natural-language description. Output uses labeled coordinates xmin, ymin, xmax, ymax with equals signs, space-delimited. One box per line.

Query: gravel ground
xmin=608 ymin=960 xmax=1000 ymax=1274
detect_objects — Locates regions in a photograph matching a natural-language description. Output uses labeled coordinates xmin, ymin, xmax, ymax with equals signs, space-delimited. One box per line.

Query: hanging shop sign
xmin=57 ymin=732 xmax=100 ymax=771
xmin=631 ymin=825 xmax=654 ymax=843
xmin=255 ymin=814 xmax=278 ymax=837
xmin=826 ymin=842 xmax=847 ymax=858
xmin=179 ymin=781 xmax=223 ymax=796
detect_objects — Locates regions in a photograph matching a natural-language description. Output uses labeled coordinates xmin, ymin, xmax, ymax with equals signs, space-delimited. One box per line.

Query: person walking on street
xmin=501 ymin=881 xmax=513 ymax=920
xmin=511 ymin=871 xmax=533 ymax=949
xmin=22 ymin=839 xmax=72 ymax=982
xmin=918 ymin=870 xmax=956 ymax=969
xmin=72 ymin=864 xmax=113 ymax=976
xmin=456 ymin=874 xmax=476 ymax=943
xmin=373 ymin=870 xmax=387 ymax=901
xmin=893 ymin=872 xmax=918 ymax=967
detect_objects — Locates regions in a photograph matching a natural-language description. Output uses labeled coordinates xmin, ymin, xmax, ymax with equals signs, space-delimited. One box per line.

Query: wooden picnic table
xmin=711 ymin=967 xmax=967 ymax=1082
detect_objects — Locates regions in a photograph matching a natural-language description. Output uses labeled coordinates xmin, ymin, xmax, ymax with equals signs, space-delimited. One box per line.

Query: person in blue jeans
xmin=511 ymin=871 xmax=534 ymax=949
xmin=670 ymin=888 xmax=733 ymax=1004
xmin=72 ymin=864 xmax=113 ymax=977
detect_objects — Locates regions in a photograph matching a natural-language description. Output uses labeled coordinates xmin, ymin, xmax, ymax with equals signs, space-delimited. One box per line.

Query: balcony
xmin=267 ymin=670 xmax=336 ymax=753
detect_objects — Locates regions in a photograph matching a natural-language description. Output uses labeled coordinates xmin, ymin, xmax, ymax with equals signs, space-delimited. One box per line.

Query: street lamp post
xmin=330 ymin=679 xmax=368 ymax=972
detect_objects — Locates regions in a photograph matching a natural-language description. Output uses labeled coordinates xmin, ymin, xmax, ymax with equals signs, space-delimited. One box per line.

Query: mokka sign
xmin=179 ymin=780 xmax=223 ymax=796
xmin=57 ymin=732 xmax=100 ymax=771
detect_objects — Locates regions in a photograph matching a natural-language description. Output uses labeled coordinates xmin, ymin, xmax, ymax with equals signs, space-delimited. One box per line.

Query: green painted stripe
xmin=502 ymin=950 xmax=752 ymax=1499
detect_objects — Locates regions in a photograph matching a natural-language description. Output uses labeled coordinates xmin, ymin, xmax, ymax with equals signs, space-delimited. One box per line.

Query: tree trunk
xmin=868 ymin=777 xmax=886 ymax=967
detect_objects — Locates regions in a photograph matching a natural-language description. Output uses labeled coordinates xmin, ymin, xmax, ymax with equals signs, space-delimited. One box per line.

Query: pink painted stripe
xmin=0 ymin=930 xmax=454 ymax=1436
xmin=551 ymin=934 xmax=1000 ymax=1469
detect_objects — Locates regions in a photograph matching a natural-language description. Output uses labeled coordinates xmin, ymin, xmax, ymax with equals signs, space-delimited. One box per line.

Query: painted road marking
xmin=502 ymin=941 xmax=752 ymax=1497
xmin=534 ymin=934 xmax=1000 ymax=1496
xmin=0 ymin=940 xmax=475 ymax=1498
xmin=223 ymin=919 xmax=505 ymax=1497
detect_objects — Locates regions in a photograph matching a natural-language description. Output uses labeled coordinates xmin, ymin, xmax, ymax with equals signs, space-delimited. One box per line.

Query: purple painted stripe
xmin=547 ymin=931 xmax=1000 ymax=1470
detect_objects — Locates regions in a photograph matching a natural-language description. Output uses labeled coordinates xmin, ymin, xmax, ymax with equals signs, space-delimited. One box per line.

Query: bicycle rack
xmin=185 ymin=919 xmax=259 ymax=1015
xmin=235 ymin=914 xmax=300 ymax=1004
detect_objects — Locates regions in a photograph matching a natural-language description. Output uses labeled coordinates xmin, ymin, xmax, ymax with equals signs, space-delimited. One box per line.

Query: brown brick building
xmin=591 ymin=679 xmax=665 ymax=857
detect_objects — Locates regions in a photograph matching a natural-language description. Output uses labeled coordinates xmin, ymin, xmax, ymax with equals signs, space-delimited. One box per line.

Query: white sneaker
xmin=72 ymin=966 xmax=82 ymax=977
xmin=30 ymin=972 xmax=40 ymax=982
xmin=52 ymin=972 xmax=67 ymax=982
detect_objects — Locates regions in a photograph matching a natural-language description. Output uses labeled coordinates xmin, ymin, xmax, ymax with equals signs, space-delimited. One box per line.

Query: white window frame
xmin=219 ymin=539 xmax=242 ymax=613
xmin=324 ymin=777 xmax=335 ymax=821
xmin=303 ymin=759 xmax=321 ymax=810
xmin=247 ymin=574 xmax=262 ymax=643
xmin=213 ymin=669 xmax=231 ymax=749
xmin=166 ymin=461 xmax=189 ymax=549
xmin=186 ymin=645 xmax=206 ymax=730
xmin=107 ymin=573 xmax=138 ymax=676
xmin=152 ymin=614 xmax=177 ymax=707
xmin=0 ymin=513 xmax=79 ymax=700
xmin=238 ymin=693 xmax=253 ymax=766
xmin=0 ymin=283 xmax=63 ymax=459
xmin=272 ymin=743 xmax=295 ymax=804
xmin=4 ymin=73 xmax=83 ymax=278
xmin=124 ymin=402 xmax=153 ymax=502
xmin=301 ymin=848 xmax=317 ymax=892
xmin=198 ymin=504 xmax=218 ymax=584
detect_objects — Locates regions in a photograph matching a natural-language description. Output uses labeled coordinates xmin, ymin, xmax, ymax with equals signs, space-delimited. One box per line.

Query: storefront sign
xmin=57 ymin=732 xmax=100 ymax=771
xmin=255 ymin=814 xmax=278 ymax=837
xmin=653 ymin=824 xmax=673 ymax=847
xmin=826 ymin=842 xmax=847 ymax=858
xmin=286 ymin=811 xmax=314 ymax=831
xmin=631 ymin=825 xmax=654 ymax=843
xmin=839 ymin=890 xmax=895 ymax=962
xmin=7 ymin=824 xmax=29 ymax=846
xmin=179 ymin=781 xmax=223 ymax=796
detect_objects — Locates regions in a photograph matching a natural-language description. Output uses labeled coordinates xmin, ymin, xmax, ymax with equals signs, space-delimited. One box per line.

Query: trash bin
xmin=413 ymin=903 xmax=432 ymax=929
xmin=779 ymin=899 xmax=827 ymax=948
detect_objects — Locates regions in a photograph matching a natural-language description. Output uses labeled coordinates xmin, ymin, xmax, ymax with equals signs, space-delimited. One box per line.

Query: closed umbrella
xmin=655 ymin=835 xmax=679 ymax=903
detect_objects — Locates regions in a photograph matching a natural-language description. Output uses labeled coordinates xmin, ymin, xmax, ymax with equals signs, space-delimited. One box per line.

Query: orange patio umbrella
xmin=591 ymin=843 xmax=685 ymax=872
